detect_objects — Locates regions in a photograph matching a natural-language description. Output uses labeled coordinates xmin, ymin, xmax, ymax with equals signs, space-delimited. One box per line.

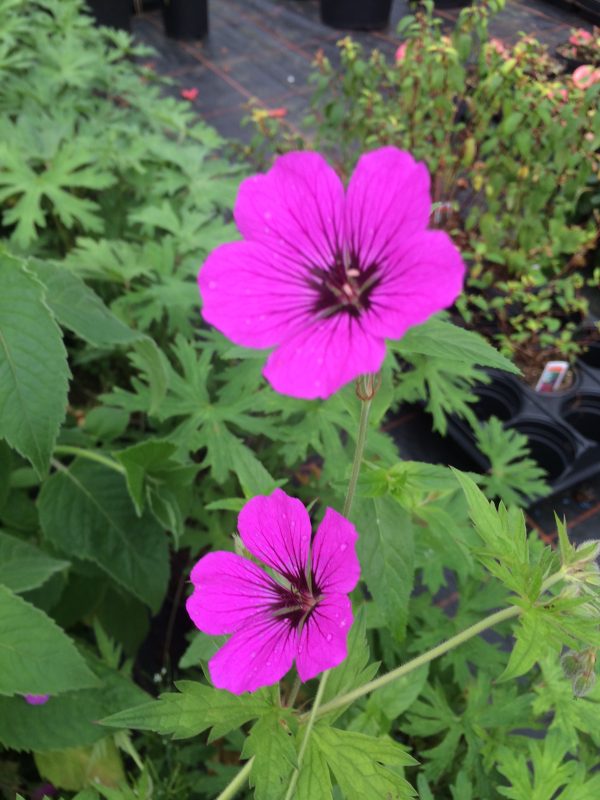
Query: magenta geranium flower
xmin=24 ymin=694 xmax=50 ymax=705
xmin=186 ymin=489 xmax=360 ymax=694
xmin=198 ymin=147 xmax=465 ymax=399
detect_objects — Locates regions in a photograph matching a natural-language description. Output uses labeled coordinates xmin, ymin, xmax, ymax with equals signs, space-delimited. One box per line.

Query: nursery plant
xmin=1 ymin=2 xmax=600 ymax=800
xmin=244 ymin=0 xmax=600 ymax=382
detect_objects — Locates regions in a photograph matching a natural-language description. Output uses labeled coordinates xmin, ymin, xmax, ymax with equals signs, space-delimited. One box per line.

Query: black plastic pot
xmin=509 ymin=420 xmax=577 ymax=482
xmin=472 ymin=378 xmax=522 ymax=423
xmin=85 ymin=0 xmax=130 ymax=30
xmin=163 ymin=0 xmax=208 ymax=40
xmin=320 ymin=0 xmax=392 ymax=30
xmin=563 ymin=395 xmax=600 ymax=443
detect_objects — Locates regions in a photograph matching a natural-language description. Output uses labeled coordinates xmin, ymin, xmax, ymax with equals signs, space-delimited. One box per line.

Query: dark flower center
xmin=308 ymin=252 xmax=382 ymax=320
xmin=271 ymin=576 xmax=323 ymax=630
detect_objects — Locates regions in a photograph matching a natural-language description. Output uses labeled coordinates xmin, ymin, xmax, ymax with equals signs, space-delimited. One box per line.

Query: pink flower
xmin=569 ymin=29 xmax=593 ymax=46
xmin=180 ymin=87 xmax=199 ymax=101
xmin=572 ymin=64 xmax=600 ymax=89
xmin=395 ymin=42 xmax=407 ymax=62
xmin=198 ymin=148 xmax=465 ymax=399
xmin=186 ymin=489 xmax=360 ymax=694
xmin=24 ymin=694 xmax=50 ymax=705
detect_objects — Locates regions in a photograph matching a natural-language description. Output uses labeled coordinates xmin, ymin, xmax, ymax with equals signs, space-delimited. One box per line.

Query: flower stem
xmin=302 ymin=569 xmax=566 ymax=722
xmin=283 ymin=386 xmax=373 ymax=798
xmin=215 ymin=757 xmax=254 ymax=800
xmin=283 ymin=671 xmax=329 ymax=800
xmin=53 ymin=445 xmax=126 ymax=475
xmin=343 ymin=388 xmax=373 ymax=517
xmin=286 ymin=675 xmax=302 ymax=708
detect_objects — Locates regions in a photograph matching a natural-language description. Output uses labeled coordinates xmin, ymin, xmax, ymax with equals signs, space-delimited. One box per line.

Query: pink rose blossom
xmin=395 ymin=42 xmax=407 ymax=62
xmin=24 ymin=694 xmax=50 ymax=705
xmin=199 ymin=148 xmax=465 ymax=399
xmin=572 ymin=64 xmax=600 ymax=89
xmin=186 ymin=489 xmax=360 ymax=694
xmin=569 ymin=29 xmax=593 ymax=46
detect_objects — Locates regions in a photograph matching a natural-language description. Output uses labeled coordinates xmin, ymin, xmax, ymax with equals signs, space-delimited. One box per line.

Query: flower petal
xmin=199 ymin=240 xmax=315 ymax=349
xmin=208 ymin=614 xmax=297 ymax=694
xmin=362 ymin=230 xmax=465 ymax=340
xmin=238 ymin=489 xmax=311 ymax=583
xmin=234 ymin=151 xmax=345 ymax=271
xmin=263 ymin=315 xmax=386 ymax=399
xmin=344 ymin=147 xmax=431 ymax=268
xmin=312 ymin=508 xmax=360 ymax=594
xmin=296 ymin=594 xmax=353 ymax=682
xmin=186 ymin=552 xmax=279 ymax=636
xmin=24 ymin=694 xmax=50 ymax=705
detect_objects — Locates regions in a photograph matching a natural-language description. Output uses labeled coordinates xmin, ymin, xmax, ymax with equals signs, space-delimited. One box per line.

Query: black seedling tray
xmin=447 ymin=338 xmax=600 ymax=498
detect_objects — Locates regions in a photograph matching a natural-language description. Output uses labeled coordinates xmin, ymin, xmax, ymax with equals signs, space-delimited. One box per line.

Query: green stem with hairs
xmin=53 ymin=445 xmax=126 ymax=475
xmin=283 ymin=383 xmax=374 ymax=799
xmin=215 ymin=758 xmax=254 ymax=800
xmin=300 ymin=568 xmax=567 ymax=722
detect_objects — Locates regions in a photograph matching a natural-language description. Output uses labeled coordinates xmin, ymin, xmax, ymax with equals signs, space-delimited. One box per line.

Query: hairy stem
xmin=283 ymin=671 xmax=329 ymax=800
xmin=303 ymin=569 xmax=566 ymax=722
xmin=283 ymin=385 xmax=373 ymax=797
xmin=215 ymin=757 xmax=254 ymax=800
xmin=53 ymin=445 xmax=126 ymax=475
xmin=343 ymin=386 xmax=373 ymax=517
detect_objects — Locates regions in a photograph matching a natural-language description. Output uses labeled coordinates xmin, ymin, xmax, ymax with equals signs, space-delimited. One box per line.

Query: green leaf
xmin=101 ymin=680 xmax=271 ymax=742
xmin=368 ymin=663 xmax=429 ymax=723
xmin=0 ymin=584 xmax=98 ymax=696
xmin=296 ymin=739 xmax=332 ymax=800
xmin=37 ymin=459 xmax=169 ymax=611
xmin=312 ymin=727 xmax=416 ymax=800
xmin=393 ymin=315 xmax=519 ymax=373
xmin=501 ymin=610 xmax=549 ymax=682
xmin=0 ymin=254 xmax=69 ymax=477
xmin=179 ymin=632 xmax=227 ymax=670
xmin=242 ymin=711 xmax=297 ymax=800
xmin=113 ymin=439 xmax=197 ymax=542
xmin=0 ymin=657 xmax=147 ymax=751
xmin=130 ymin=338 xmax=170 ymax=417
xmin=474 ymin=418 xmax=548 ymax=505
xmin=0 ymin=530 xmax=69 ymax=592
xmin=353 ymin=496 xmax=414 ymax=641
xmin=321 ymin=606 xmax=378 ymax=721
xmin=34 ymin=738 xmax=125 ymax=792
xmin=27 ymin=259 xmax=142 ymax=348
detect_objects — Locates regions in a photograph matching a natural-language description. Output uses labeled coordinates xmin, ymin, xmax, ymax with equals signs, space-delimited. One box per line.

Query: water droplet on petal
xmin=208 ymin=280 xmax=217 ymax=290
xmin=298 ymin=646 xmax=303 ymax=653
xmin=340 ymin=620 xmax=347 ymax=628
xmin=326 ymin=633 xmax=333 ymax=642
xmin=340 ymin=543 xmax=348 ymax=552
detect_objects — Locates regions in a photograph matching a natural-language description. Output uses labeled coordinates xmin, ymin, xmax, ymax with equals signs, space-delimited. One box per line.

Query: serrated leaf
xmin=500 ymin=610 xmax=553 ymax=683
xmin=101 ymin=680 xmax=270 ymax=741
xmin=113 ymin=439 xmax=178 ymax=514
xmin=321 ymin=606 xmax=378 ymax=721
xmin=27 ymin=259 xmax=142 ymax=348
xmin=0 ymin=254 xmax=69 ymax=477
xmin=368 ymin=663 xmax=429 ymax=723
xmin=0 ymin=657 xmax=147 ymax=751
xmin=34 ymin=738 xmax=125 ymax=792
xmin=353 ymin=496 xmax=414 ymax=641
xmin=393 ymin=315 xmax=519 ymax=374
xmin=0 ymin=584 xmax=98 ymax=696
xmin=179 ymin=632 xmax=227 ymax=670
xmin=312 ymin=727 xmax=416 ymax=800
xmin=242 ymin=711 xmax=297 ymax=800
xmin=296 ymin=739 xmax=332 ymax=800
xmin=0 ymin=530 xmax=69 ymax=592
xmin=130 ymin=338 xmax=170 ymax=417
xmin=37 ymin=459 xmax=169 ymax=611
